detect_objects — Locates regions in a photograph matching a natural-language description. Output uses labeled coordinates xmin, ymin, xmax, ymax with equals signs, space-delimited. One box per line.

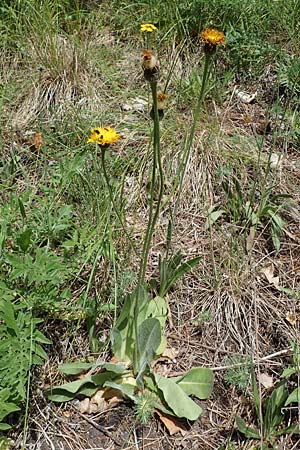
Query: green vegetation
xmin=0 ymin=1 xmax=299 ymax=448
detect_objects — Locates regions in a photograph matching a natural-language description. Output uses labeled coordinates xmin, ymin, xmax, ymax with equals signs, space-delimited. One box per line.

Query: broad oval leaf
xmin=59 ymin=362 xmax=97 ymax=375
xmin=136 ymin=318 xmax=161 ymax=374
xmin=48 ymin=372 xmax=117 ymax=402
xmin=177 ymin=367 xmax=214 ymax=399
xmin=154 ymin=373 xmax=202 ymax=421
xmin=103 ymin=381 xmax=136 ymax=402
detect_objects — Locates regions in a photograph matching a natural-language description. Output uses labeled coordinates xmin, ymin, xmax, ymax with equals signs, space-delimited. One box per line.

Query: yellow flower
xmin=87 ymin=126 xmax=120 ymax=146
xmin=201 ymin=28 xmax=225 ymax=46
xmin=140 ymin=23 xmax=157 ymax=33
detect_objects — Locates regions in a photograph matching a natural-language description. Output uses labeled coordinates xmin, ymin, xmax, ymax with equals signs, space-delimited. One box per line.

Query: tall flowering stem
xmin=170 ymin=29 xmax=225 ymax=216
xmin=138 ymin=80 xmax=163 ymax=284
xmin=87 ymin=127 xmax=138 ymax=256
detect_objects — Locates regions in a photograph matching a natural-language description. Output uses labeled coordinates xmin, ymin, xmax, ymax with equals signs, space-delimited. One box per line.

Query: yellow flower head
xmin=201 ymin=28 xmax=225 ymax=46
xmin=87 ymin=126 xmax=120 ymax=146
xmin=140 ymin=23 xmax=157 ymax=33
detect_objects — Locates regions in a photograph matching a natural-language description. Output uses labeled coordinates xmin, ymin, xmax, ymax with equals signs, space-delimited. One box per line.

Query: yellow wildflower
xmin=87 ymin=126 xmax=120 ymax=146
xmin=201 ymin=28 xmax=225 ymax=46
xmin=140 ymin=23 xmax=157 ymax=33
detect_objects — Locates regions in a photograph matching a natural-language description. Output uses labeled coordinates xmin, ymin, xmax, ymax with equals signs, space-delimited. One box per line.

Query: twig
xmin=168 ymin=348 xmax=291 ymax=377
xmin=210 ymin=348 xmax=291 ymax=372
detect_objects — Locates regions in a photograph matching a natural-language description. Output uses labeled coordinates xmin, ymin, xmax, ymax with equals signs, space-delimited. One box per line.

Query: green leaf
xmin=154 ymin=373 xmax=202 ymax=420
xmin=48 ymin=372 xmax=117 ymax=402
xmin=276 ymin=424 xmax=300 ymax=435
xmin=144 ymin=296 xmax=168 ymax=356
xmin=177 ymin=368 xmax=214 ymax=399
xmin=112 ymin=285 xmax=149 ymax=362
xmin=136 ymin=318 xmax=161 ymax=376
xmin=1 ymin=300 xmax=17 ymax=333
xmin=18 ymin=197 xmax=26 ymax=219
xmin=0 ymin=423 xmax=12 ymax=431
xmin=34 ymin=330 xmax=52 ymax=345
xmin=205 ymin=208 xmax=226 ymax=229
xmin=250 ymin=366 xmax=261 ymax=423
xmin=0 ymin=400 xmax=20 ymax=422
xmin=235 ymin=416 xmax=260 ymax=439
xmin=16 ymin=229 xmax=32 ymax=253
xmin=59 ymin=362 xmax=97 ymax=375
xmin=264 ymin=381 xmax=288 ymax=436
xmin=103 ymin=381 xmax=137 ymax=402
xmin=285 ymin=387 xmax=300 ymax=406
xmin=100 ymin=362 xmax=126 ymax=374
xmin=48 ymin=377 xmax=94 ymax=396
xmin=281 ymin=367 xmax=296 ymax=378
xmin=160 ymin=256 xmax=201 ymax=296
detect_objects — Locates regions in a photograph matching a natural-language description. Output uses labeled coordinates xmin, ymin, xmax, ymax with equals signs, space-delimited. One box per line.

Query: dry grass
xmin=2 ymin=6 xmax=300 ymax=449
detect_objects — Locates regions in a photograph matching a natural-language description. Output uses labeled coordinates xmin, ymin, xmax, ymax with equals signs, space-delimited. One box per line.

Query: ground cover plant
xmin=0 ymin=0 xmax=300 ymax=449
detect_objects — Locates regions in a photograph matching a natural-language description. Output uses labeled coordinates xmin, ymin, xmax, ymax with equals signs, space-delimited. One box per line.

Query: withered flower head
xmin=150 ymin=92 xmax=168 ymax=121
xmin=157 ymin=92 xmax=168 ymax=109
xmin=87 ymin=126 xmax=120 ymax=146
xmin=201 ymin=28 xmax=225 ymax=46
xmin=141 ymin=50 xmax=160 ymax=82
xmin=141 ymin=50 xmax=159 ymax=70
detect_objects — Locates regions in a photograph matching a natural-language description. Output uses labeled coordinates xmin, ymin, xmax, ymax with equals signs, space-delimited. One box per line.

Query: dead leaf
xmin=79 ymin=397 xmax=91 ymax=414
xmin=161 ymin=347 xmax=178 ymax=360
xmin=236 ymin=90 xmax=257 ymax=104
xmin=261 ymin=264 xmax=280 ymax=289
xmin=286 ymin=312 xmax=300 ymax=326
xmin=269 ymin=153 xmax=282 ymax=170
xmin=155 ymin=410 xmax=187 ymax=436
xmin=33 ymin=132 xmax=43 ymax=149
xmin=246 ymin=226 xmax=256 ymax=253
xmin=258 ymin=373 xmax=273 ymax=389
xmin=107 ymin=396 xmax=123 ymax=408
xmin=79 ymin=389 xmax=106 ymax=414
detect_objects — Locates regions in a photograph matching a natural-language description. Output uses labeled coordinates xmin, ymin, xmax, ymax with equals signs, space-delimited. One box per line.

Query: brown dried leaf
xmin=79 ymin=398 xmax=91 ymax=414
xmin=33 ymin=132 xmax=43 ymax=149
xmin=261 ymin=264 xmax=280 ymax=289
xmin=286 ymin=312 xmax=300 ymax=326
xmin=155 ymin=410 xmax=187 ymax=436
xmin=246 ymin=226 xmax=256 ymax=253
xmin=107 ymin=396 xmax=123 ymax=408
xmin=79 ymin=389 xmax=106 ymax=414
xmin=161 ymin=347 xmax=178 ymax=360
xmin=258 ymin=373 xmax=273 ymax=389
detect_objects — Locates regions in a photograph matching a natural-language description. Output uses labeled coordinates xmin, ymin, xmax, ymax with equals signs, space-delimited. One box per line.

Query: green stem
xmin=138 ymin=81 xmax=162 ymax=284
xmin=100 ymin=148 xmax=138 ymax=256
xmin=147 ymin=82 xmax=164 ymax=259
xmin=164 ymin=52 xmax=212 ymax=241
